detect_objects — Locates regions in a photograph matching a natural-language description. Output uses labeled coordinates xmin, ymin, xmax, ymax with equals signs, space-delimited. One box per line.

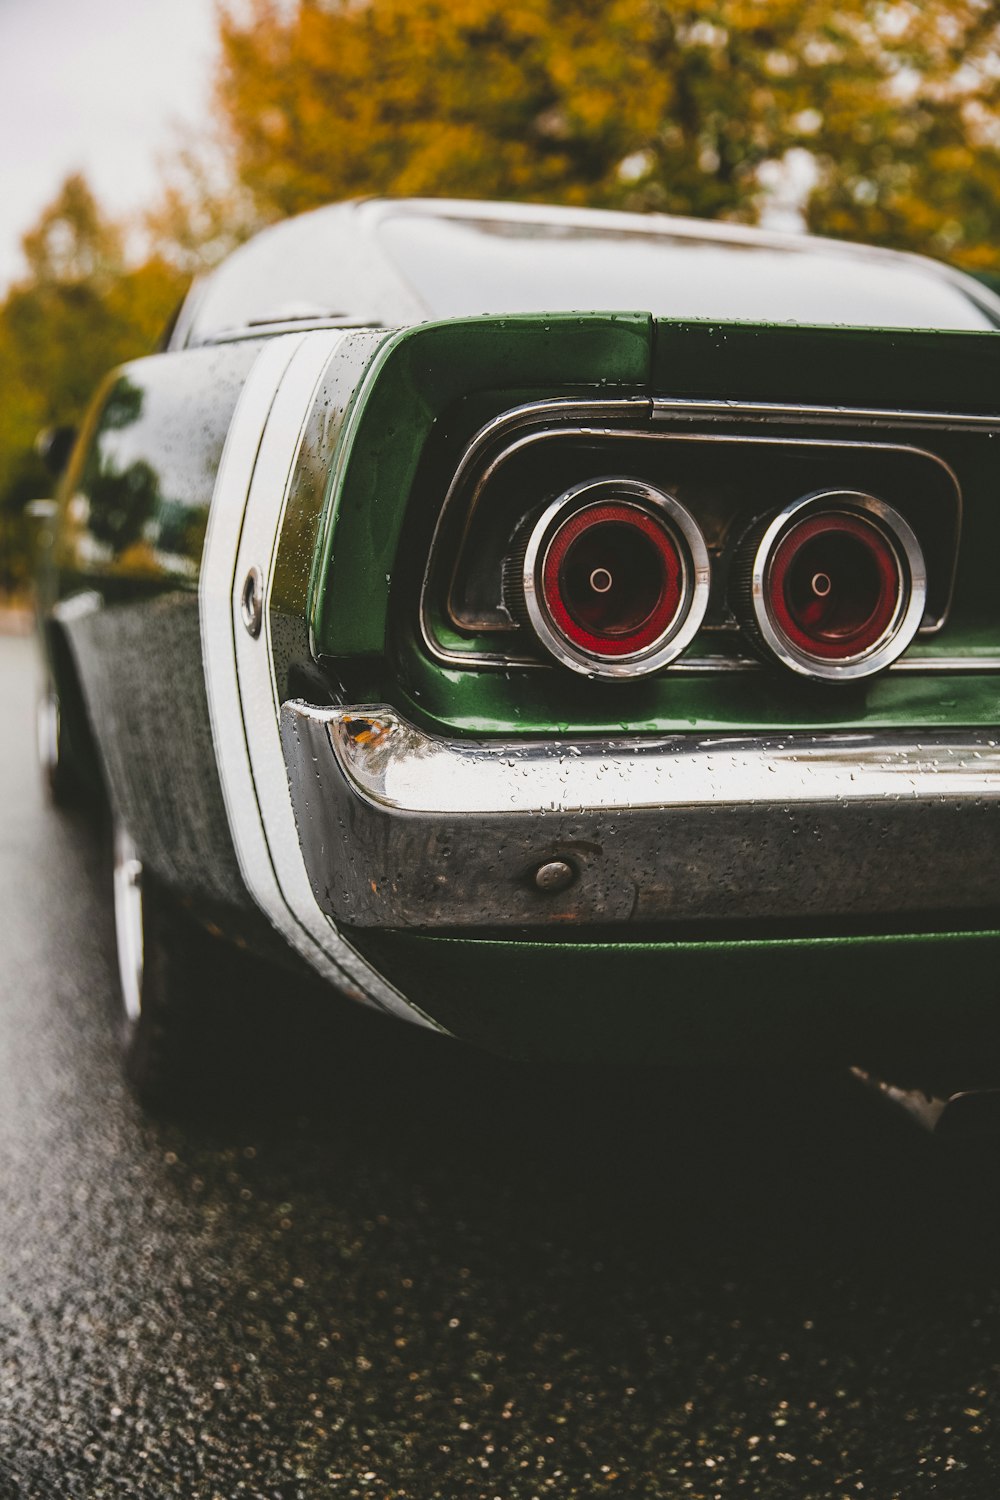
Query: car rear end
xmin=263 ymin=306 xmax=1000 ymax=1070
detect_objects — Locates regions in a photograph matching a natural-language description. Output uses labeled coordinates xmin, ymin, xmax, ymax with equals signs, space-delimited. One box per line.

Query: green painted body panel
xmin=387 ymin=635 xmax=1000 ymax=736
xmin=651 ymin=321 xmax=1000 ymax=413
xmin=349 ymin=925 xmax=1000 ymax=1067
xmin=310 ymin=313 xmax=653 ymax=659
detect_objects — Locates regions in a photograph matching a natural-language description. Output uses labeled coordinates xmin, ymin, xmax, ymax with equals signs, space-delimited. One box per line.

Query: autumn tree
xmin=0 ymin=175 xmax=185 ymax=594
xmin=799 ymin=1 xmax=1000 ymax=271
xmin=213 ymin=0 xmax=1000 ymax=272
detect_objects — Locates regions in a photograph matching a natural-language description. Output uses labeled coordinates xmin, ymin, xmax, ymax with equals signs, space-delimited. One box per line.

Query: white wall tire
xmin=112 ymin=821 xmax=221 ymax=1109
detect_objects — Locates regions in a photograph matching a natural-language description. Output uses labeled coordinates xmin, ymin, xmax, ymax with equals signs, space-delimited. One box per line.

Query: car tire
xmin=112 ymin=824 xmax=223 ymax=1109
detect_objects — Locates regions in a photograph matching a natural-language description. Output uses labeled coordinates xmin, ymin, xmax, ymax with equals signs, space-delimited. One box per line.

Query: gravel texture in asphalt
xmin=1 ymin=631 xmax=999 ymax=1498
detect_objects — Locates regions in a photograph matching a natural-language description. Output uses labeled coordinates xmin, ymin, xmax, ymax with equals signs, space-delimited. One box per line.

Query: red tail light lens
xmin=541 ymin=503 xmax=683 ymax=656
xmin=522 ymin=479 xmax=709 ymax=678
xmin=739 ymin=491 xmax=927 ymax=682
xmin=768 ymin=512 xmax=900 ymax=660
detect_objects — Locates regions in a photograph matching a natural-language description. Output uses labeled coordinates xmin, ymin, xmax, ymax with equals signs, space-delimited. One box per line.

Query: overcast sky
xmin=0 ymin=0 xmax=219 ymax=290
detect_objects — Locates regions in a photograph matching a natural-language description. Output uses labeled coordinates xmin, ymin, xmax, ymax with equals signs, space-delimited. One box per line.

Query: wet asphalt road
xmin=2 ymin=630 xmax=1000 ymax=1498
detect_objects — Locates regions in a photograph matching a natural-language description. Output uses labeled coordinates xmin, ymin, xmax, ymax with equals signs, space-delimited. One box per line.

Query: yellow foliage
xmin=0 ymin=177 xmax=187 ymax=593
xmin=209 ymin=0 xmax=1000 ymax=275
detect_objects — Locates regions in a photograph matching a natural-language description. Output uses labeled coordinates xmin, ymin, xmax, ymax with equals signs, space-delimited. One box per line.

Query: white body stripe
xmin=200 ymin=331 xmax=438 ymax=1027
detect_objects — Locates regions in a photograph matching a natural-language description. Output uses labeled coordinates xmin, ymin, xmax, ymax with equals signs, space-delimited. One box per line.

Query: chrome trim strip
xmin=648 ymin=397 xmax=1000 ymax=432
xmin=314 ymin=708 xmax=1000 ymax=815
xmin=434 ymin=391 xmax=1000 ymax=441
xmin=892 ymin=655 xmax=1000 ymax=673
xmin=668 ymin=653 xmax=1000 ymax=676
xmin=416 ymin=649 xmax=1000 ymax=676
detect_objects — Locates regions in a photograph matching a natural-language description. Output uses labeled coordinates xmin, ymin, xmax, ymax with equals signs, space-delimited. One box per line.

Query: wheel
xmin=36 ymin=687 xmax=83 ymax=807
xmin=112 ymin=824 xmax=224 ymax=1108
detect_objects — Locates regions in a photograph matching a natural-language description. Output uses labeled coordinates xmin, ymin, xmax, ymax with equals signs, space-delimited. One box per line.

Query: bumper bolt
xmin=534 ymin=859 xmax=576 ymax=894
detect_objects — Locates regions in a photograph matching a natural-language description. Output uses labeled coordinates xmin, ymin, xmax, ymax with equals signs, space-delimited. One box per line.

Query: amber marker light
xmin=737 ymin=490 xmax=927 ymax=682
xmin=522 ymin=478 xmax=710 ymax=678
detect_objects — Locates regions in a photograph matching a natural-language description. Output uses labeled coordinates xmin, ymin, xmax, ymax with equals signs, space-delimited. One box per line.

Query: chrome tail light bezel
xmin=743 ymin=490 xmax=928 ymax=683
xmin=520 ymin=477 xmax=711 ymax=679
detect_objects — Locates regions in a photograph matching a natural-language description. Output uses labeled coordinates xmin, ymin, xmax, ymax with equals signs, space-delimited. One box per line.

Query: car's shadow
xmin=153 ymin=924 xmax=1000 ymax=1283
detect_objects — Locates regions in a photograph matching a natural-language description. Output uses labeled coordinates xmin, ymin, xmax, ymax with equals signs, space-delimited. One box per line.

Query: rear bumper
xmin=279 ymin=702 xmax=1000 ymax=931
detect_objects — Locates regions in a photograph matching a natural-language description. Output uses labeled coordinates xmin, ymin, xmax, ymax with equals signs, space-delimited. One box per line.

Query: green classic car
xmin=36 ymin=198 xmax=1000 ymax=1103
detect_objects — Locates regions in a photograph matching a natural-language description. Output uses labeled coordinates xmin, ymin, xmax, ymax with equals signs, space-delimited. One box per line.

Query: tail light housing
xmin=520 ymin=478 xmax=710 ymax=678
xmin=735 ymin=490 xmax=927 ymax=682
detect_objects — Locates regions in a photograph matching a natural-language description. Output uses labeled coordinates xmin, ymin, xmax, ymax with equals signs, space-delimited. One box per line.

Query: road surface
xmin=0 ymin=631 xmax=998 ymax=1497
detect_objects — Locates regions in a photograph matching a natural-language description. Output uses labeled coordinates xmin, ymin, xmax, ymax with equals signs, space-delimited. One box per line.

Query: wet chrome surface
xmin=314 ymin=709 xmax=1000 ymax=815
xmin=282 ymin=700 xmax=1000 ymax=929
xmin=5 ymin=632 xmax=1000 ymax=1496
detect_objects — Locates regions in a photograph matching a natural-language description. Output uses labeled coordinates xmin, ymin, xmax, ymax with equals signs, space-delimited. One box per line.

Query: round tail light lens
xmin=522 ymin=479 xmax=709 ymax=678
xmin=737 ymin=491 xmax=927 ymax=681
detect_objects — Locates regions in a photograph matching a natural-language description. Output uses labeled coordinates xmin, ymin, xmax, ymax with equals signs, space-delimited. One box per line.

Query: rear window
xmin=379 ymin=212 xmax=997 ymax=331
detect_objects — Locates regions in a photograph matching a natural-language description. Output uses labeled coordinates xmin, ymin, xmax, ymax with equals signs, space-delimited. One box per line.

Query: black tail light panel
xmin=420 ymin=397 xmax=962 ymax=678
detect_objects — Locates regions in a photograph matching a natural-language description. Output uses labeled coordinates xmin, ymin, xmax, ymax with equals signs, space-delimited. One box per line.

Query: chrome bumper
xmin=280 ymin=701 xmax=1000 ymax=930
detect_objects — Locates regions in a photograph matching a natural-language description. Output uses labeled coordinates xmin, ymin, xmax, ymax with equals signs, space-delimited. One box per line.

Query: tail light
xmin=520 ymin=478 xmax=709 ymax=678
xmin=735 ymin=491 xmax=927 ymax=682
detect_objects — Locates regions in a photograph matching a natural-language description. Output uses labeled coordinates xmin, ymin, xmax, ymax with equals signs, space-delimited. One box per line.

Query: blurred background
xmin=3 ymin=0 xmax=1000 ymax=603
